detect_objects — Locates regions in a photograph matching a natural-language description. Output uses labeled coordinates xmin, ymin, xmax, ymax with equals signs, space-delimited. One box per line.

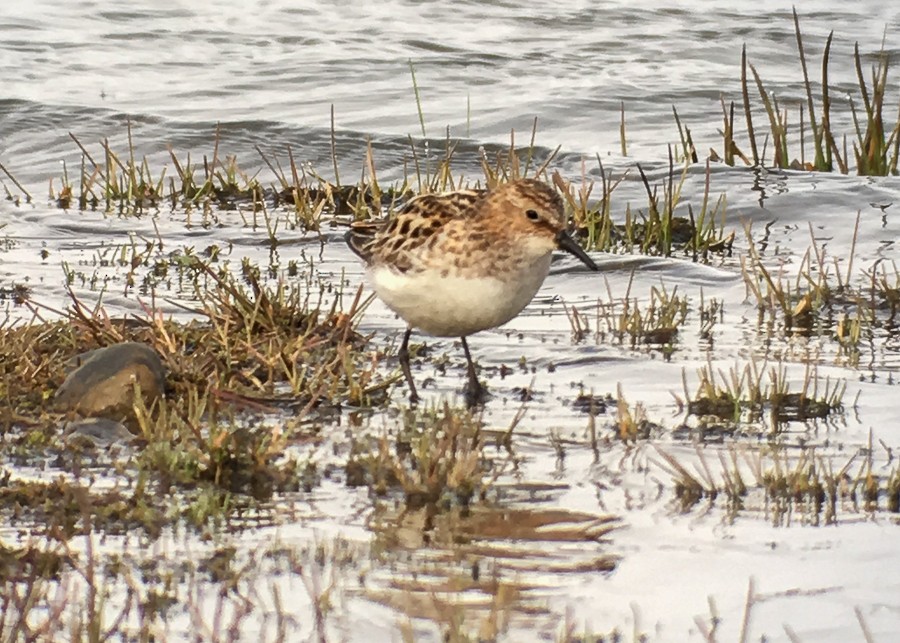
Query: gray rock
xmin=54 ymin=342 xmax=166 ymax=420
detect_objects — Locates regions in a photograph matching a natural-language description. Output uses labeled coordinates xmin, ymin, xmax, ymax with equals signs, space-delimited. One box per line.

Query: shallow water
xmin=2 ymin=1 xmax=900 ymax=641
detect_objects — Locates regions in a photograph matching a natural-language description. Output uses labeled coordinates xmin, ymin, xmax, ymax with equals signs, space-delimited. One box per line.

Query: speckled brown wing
xmin=401 ymin=189 xmax=484 ymax=220
xmin=345 ymin=189 xmax=485 ymax=271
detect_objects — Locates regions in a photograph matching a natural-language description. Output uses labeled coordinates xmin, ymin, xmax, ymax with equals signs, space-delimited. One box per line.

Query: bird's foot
xmin=464 ymin=379 xmax=488 ymax=409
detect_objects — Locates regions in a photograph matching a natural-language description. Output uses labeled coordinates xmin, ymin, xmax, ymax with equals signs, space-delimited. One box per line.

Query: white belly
xmin=369 ymin=256 xmax=552 ymax=337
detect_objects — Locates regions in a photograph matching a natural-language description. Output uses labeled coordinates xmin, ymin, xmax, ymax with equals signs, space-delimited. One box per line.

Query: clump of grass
xmin=53 ymin=122 xmax=396 ymax=229
xmin=596 ymin=281 xmax=688 ymax=349
xmin=613 ymin=384 xmax=659 ymax=442
xmin=866 ymin=259 xmax=900 ymax=315
xmin=259 ymin=139 xmax=413 ymax=226
xmin=652 ymin=445 xmax=724 ymax=510
xmin=742 ymin=218 xmax=900 ymax=368
xmin=740 ymin=227 xmax=850 ymax=335
xmin=0 ymin=255 xmax=384 ymax=535
xmin=568 ymin=281 xmax=725 ymax=363
xmin=55 ymin=123 xmax=270 ymax=214
xmin=678 ymin=357 xmax=846 ymax=429
xmin=556 ymin=154 xmax=734 ymax=260
xmin=570 ymin=384 xmax=663 ymax=445
xmin=682 ymin=11 xmax=899 ymax=175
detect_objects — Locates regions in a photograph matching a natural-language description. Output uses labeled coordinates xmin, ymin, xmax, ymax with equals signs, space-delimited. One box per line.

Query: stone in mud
xmin=54 ymin=342 xmax=166 ymax=421
xmin=62 ymin=417 xmax=136 ymax=448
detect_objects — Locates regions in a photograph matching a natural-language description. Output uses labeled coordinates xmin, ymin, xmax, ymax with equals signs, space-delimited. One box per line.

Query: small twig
xmin=0 ymin=159 xmax=32 ymax=201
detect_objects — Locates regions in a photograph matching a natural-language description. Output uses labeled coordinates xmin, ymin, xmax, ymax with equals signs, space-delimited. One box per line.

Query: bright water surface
xmin=2 ymin=1 xmax=900 ymax=641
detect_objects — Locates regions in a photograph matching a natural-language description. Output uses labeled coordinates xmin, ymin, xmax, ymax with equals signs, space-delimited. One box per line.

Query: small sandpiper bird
xmin=346 ymin=178 xmax=598 ymax=405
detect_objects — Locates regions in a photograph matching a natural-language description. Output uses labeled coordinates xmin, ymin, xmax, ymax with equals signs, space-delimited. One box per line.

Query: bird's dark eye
xmin=525 ymin=209 xmax=540 ymax=221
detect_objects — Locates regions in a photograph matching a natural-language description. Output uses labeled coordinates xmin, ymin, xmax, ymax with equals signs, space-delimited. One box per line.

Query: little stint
xmin=346 ymin=178 xmax=599 ymax=405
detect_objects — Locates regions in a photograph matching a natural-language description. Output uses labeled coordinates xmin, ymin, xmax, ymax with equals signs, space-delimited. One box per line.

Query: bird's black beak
xmin=555 ymin=230 xmax=599 ymax=271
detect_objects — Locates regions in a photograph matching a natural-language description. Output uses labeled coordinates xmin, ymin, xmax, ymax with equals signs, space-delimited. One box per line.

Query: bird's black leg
xmin=398 ymin=327 xmax=419 ymax=405
xmin=460 ymin=336 xmax=486 ymax=407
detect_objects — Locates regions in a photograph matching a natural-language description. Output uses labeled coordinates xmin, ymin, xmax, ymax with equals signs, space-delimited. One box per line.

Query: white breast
xmin=369 ymin=255 xmax=552 ymax=337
